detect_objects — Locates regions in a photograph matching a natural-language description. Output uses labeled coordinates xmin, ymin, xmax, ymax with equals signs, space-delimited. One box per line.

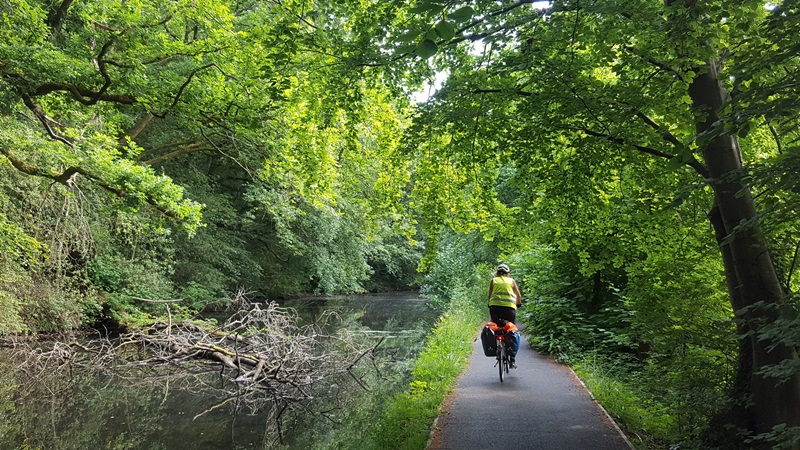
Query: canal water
xmin=0 ymin=292 xmax=437 ymax=449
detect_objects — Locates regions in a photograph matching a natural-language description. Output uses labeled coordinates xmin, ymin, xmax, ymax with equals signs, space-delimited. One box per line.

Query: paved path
xmin=428 ymin=328 xmax=634 ymax=450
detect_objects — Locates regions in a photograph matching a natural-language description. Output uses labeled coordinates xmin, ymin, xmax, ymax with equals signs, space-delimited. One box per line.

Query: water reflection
xmin=278 ymin=291 xmax=434 ymax=330
xmin=0 ymin=292 xmax=435 ymax=449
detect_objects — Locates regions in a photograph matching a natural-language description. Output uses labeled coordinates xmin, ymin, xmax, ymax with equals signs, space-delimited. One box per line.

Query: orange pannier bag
xmin=483 ymin=321 xmax=520 ymax=357
xmin=485 ymin=321 xmax=518 ymax=332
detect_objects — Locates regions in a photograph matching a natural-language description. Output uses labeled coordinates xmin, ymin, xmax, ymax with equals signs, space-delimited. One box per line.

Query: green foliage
xmin=0 ymin=212 xmax=47 ymax=262
xmin=0 ymin=212 xmax=45 ymax=334
xmin=367 ymin=0 xmax=800 ymax=444
xmin=749 ymin=424 xmax=800 ymax=450
xmin=420 ymin=230 xmax=499 ymax=306
xmin=742 ymin=296 xmax=800 ymax=384
xmin=0 ymin=291 xmax=27 ymax=335
xmin=514 ymin=196 xmax=736 ymax=445
xmin=1 ymin=0 xmax=422 ymax=331
xmin=1 ymin=0 xmax=797 ymax=445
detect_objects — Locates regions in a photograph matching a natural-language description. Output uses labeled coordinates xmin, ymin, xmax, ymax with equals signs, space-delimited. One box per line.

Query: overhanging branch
xmin=151 ymin=63 xmax=226 ymax=118
xmin=0 ymin=148 xmax=181 ymax=220
xmin=580 ymin=127 xmax=709 ymax=178
xmin=32 ymin=82 xmax=136 ymax=104
xmin=622 ymin=46 xmax=685 ymax=82
xmin=629 ymin=108 xmax=709 ymax=177
xmin=472 ymin=88 xmax=532 ymax=96
xmin=19 ymin=91 xmax=74 ymax=147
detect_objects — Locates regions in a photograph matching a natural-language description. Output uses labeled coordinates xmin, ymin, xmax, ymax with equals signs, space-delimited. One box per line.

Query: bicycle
xmin=495 ymin=330 xmax=510 ymax=382
xmin=481 ymin=320 xmax=518 ymax=382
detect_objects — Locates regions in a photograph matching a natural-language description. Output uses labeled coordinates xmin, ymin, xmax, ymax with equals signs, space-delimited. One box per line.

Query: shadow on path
xmin=428 ymin=326 xmax=634 ymax=450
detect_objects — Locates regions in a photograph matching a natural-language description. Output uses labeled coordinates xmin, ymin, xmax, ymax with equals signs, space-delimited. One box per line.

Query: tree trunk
xmin=708 ymin=204 xmax=755 ymax=438
xmin=689 ymin=59 xmax=800 ymax=435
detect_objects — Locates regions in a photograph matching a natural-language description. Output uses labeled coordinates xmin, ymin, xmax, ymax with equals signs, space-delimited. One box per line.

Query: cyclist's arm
xmin=488 ymin=279 xmax=494 ymax=303
xmin=512 ymin=280 xmax=522 ymax=307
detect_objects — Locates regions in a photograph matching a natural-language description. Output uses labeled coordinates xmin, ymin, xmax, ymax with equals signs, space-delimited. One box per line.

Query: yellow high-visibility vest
xmin=489 ymin=276 xmax=517 ymax=309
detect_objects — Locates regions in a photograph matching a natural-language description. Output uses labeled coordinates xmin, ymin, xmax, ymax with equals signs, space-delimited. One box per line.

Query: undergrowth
xmin=572 ymin=358 xmax=673 ymax=449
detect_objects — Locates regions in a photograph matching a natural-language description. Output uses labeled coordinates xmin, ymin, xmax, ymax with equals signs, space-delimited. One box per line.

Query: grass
xmin=572 ymin=359 xmax=675 ymax=449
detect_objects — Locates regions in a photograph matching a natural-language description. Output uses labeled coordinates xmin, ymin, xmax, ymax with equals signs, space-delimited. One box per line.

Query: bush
xmin=0 ymin=291 xmax=27 ymax=335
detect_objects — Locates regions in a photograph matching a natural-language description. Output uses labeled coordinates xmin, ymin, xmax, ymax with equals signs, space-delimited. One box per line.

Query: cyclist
xmin=488 ymin=263 xmax=523 ymax=366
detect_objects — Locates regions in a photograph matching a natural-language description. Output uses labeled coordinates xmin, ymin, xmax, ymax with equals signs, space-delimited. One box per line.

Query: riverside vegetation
xmin=2 ymin=1 xmax=800 ymax=449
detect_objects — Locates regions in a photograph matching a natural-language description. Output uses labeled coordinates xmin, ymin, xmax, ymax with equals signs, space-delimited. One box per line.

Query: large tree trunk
xmin=689 ymin=59 xmax=800 ymax=435
xmin=708 ymin=204 xmax=755 ymax=440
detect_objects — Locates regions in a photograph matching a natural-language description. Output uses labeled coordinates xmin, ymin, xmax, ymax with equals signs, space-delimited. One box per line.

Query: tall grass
xmin=572 ymin=359 xmax=673 ymax=449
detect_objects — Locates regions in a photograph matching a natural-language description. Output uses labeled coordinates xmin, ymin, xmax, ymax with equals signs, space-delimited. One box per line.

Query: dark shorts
xmin=489 ymin=305 xmax=517 ymax=325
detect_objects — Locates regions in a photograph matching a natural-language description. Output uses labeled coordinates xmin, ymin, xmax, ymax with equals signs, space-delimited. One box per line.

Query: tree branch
xmin=768 ymin=121 xmax=783 ymax=154
xmin=449 ymin=1 xmax=546 ymax=47
xmin=131 ymin=297 xmax=184 ymax=303
xmin=631 ymin=109 xmax=684 ymax=148
xmin=472 ymin=88 xmax=532 ymax=96
xmin=127 ymin=114 xmax=154 ymax=141
xmin=18 ymin=91 xmax=74 ymax=147
xmin=151 ymin=63 xmax=225 ymax=118
xmin=629 ymin=108 xmax=709 ymax=176
xmin=0 ymin=148 xmax=182 ymax=220
xmin=47 ymin=0 xmax=74 ymax=30
xmin=88 ymin=38 xmax=119 ymax=106
xmin=31 ymin=82 xmax=136 ymax=104
xmin=622 ymin=46 xmax=685 ymax=82
xmin=579 ymin=127 xmax=709 ymax=178
xmin=580 ymin=128 xmax=673 ymax=157
xmin=786 ymin=241 xmax=800 ymax=292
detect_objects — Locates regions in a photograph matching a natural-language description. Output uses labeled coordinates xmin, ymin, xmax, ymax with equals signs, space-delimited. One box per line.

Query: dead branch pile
xmin=7 ymin=291 xmax=381 ymax=432
xmin=122 ymin=299 xmax=374 ymax=411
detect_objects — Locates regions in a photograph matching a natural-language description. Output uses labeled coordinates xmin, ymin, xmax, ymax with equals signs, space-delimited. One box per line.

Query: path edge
xmin=425 ymin=328 xmax=638 ymax=450
xmin=566 ymin=365 xmax=637 ymax=450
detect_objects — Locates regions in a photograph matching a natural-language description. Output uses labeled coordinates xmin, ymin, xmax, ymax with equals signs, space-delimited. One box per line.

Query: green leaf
xmin=397 ymin=44 xmax=418 ymax=54
xmin=678 ymin=147 xmax=694 ymax=163
xmin=425 ymin=28 xmax=439 ymax=41
xmin=434 ymin=21 xmax=456 ymax=41
xmin=448 ymin=6 xmax=475 ymax=22
xmin=396 ymin=29 xmax=423 ymax=43
xmin=415 ymin=39 xmax=439 ymax=59
xmin=668 ymin=188 xmax=692 ymax=209
xmin=667 ymin=156 xmax=683 ymax=171
xmin=737 ymin=122 xmax=750 ymax=138
xmin=410 ymin=2 xmax=445 ymax=14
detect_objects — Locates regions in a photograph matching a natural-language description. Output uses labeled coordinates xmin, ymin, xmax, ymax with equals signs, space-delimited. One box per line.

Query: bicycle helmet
xmin=497 ymin=263 xmax=510 ymax=274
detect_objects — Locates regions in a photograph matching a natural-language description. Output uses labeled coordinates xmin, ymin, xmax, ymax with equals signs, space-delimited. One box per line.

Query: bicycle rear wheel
xmin=498 ymin=343 xmax=506 ymax=382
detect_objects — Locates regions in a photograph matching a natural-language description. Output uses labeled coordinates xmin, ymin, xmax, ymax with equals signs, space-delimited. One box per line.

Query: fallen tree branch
xmin=8 ymin=291 xmax=386 ymax=445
